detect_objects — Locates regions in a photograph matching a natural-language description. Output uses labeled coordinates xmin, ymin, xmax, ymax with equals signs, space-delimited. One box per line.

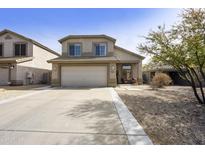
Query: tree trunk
xmin=199 ymin=67 xmax=205 ymax=83
xmin=176 ymin=67 xmax=204 ymax=104
xmin=187 ymin=69 xmax=204 ymax=104
xmin=190 ymin=68 xmax=205 ymax=103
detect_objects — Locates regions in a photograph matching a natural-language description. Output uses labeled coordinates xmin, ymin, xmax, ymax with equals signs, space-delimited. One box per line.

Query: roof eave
xmin=47 ymin=57 xmax=118 ymax=64
xmin=0 ymin=57 xmax=33 ymax=64
xmin=58 ymin=35 xmax=116 ymax=44
xmin=47 ymin=60 xmax=118 ymax=64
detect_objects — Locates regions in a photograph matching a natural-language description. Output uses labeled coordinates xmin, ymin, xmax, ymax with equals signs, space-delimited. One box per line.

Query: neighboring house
xmin=48 ymin=35 xmax=144 ymax=87
xmin=0 ymin=29 xmax=59 ymax=86
xmin=143 ymin=65 xmax=190 ymax=86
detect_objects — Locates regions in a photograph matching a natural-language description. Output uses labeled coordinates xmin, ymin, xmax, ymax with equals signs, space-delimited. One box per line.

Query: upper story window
xmin=69 ymin=43 xmax=81 ymax=56
xmin=14 ymin=43 xmax=27 ymax=56
xmin=0 ymin=43 xmax=3 ymax=57
xmin=94 ymin=43 xmax=107 ymax=56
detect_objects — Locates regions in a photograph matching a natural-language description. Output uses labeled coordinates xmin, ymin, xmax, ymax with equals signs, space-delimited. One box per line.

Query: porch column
xmin=117 ymin=64 xmax=122 ymax=84
xmin=51 ymin=63 xmax=60 ymax=86
xmin=131 ymin=63 xmax=137 ymax=80
xmin=136 ymin=61 xmax=143 ymax=84
xmin=107 ymin=63 xmax=117 ymax=87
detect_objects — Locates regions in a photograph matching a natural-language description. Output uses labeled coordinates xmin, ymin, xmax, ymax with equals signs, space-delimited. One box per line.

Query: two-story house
xmin=48 ymin=35 xmax=144 ymax=87
xmin=0 ymin=29 xmax=59 ymax=85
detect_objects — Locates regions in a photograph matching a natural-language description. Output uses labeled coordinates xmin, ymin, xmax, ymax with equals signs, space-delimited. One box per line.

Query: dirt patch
xmin=116 ymin=86 xmax=205 ymax=145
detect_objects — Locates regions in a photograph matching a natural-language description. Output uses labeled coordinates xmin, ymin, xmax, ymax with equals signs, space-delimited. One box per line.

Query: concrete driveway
xmin=0 ymin=87 xmax=129 ymax=144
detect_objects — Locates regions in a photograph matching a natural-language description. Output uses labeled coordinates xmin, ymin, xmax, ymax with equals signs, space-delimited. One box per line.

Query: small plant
xmin=151 ymin=72 xmax=172 ymax=88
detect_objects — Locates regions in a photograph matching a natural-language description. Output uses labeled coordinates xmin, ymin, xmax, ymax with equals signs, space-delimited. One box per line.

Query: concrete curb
xmin=0 ymin=86 xmax=52 ymax=105
xmin=109 ymin=88 xmax=153 ymax=145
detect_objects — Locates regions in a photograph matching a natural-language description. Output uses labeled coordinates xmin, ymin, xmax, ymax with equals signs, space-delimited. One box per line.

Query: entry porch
xmin=116 ymin=62 xmax=142 ymax=85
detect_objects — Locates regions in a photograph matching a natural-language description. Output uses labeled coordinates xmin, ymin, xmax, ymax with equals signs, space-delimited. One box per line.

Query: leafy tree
xmin=138 ymin=9 xmax=205 ymax=104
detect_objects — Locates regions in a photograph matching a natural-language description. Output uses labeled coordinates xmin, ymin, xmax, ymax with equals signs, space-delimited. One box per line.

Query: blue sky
xmin=0 ymin=8 xmax=180 ymax=63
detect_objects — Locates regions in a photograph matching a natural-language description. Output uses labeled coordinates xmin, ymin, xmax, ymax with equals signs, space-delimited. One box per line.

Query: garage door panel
xmin=61 ymin=66 xmax=107 ymax=87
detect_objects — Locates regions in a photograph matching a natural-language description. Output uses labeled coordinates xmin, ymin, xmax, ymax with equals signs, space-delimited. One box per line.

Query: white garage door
xmin=61 ymin=66 xmax=107 ymax=87
xmin=0 ymin=68 xmax=9 ymax=85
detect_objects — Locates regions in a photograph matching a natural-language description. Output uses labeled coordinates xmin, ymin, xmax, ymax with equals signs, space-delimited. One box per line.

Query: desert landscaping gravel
xmin=116 ymin=85 xmax=205 ymax=144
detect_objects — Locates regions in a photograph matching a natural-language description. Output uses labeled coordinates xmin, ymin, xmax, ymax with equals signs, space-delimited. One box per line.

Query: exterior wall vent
xmin=5 ymin=35 xmax=12 ymax=40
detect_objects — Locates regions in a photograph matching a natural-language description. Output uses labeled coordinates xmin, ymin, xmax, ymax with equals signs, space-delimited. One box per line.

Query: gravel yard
xmin=116 ymin=85 xmax=205 ymax=145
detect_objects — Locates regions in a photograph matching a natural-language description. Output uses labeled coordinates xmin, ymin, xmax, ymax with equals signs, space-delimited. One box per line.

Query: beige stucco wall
xmin=0 ymin=33 xmax=33 ymax=57
xmin=61 ymin=38 xmax=114 ymax=57
xmin=16 ymin=44 xmax=58 ymax=84
xmin=114 ymin=48 xmax=141 ymax=62
xmin=32 ymin=44 xmax=57 ymax=70
xmin=51 ymin=63 xmax=61 ymax=86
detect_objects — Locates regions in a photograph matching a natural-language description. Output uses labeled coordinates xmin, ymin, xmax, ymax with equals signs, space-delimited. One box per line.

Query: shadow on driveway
xmin=61 ymin=98 xmax=128 ymax=144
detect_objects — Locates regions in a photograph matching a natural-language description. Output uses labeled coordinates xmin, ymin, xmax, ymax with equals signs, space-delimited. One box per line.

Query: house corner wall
xmin=51 ymin=63 xmax=61 ymax=86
